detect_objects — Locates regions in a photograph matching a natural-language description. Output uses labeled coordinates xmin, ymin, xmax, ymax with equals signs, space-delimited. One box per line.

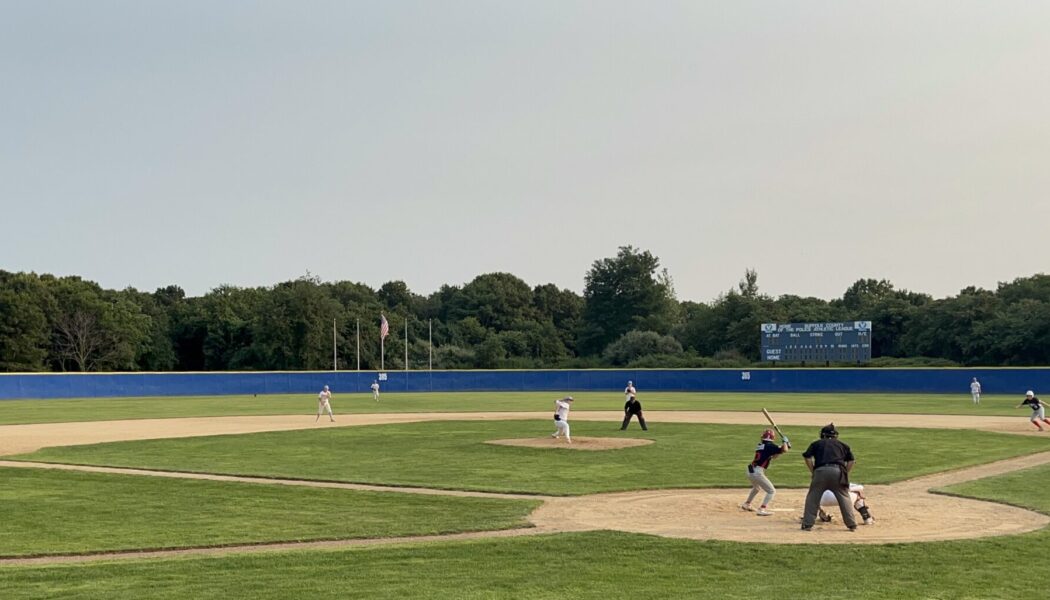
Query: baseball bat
xmin=761 ymin=408 xmax=788 ymax=442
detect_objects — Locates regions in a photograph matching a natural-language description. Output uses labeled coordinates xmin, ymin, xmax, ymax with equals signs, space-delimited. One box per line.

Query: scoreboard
xmin=760 ymin=322 xmax=872 ymax=363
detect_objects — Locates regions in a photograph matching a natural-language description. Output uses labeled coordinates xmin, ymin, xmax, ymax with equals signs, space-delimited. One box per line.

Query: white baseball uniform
xmin=970 ymin=380 xmax=981 ymax=405
xmin=624 ymin=383 xmax=637 ymax=402
xmin=821 ymin=483 xmax=864 ymax=508
xmin=316 ymin=388 xmax=334 ymax=421
xmin=371 ymin=382 xmax=380 ymax=401
xmin=552 ymin=399 xmax=572 ymax=442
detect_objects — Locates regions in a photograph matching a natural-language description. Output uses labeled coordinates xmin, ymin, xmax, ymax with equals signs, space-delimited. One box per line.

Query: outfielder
xmin=740 ymin=429 xmax=790 ymax=516
xmin=315 ymin=385 xmax=335 ymax=422
xmin=371 ymin=380 xmax=380 ymax=401
xmin=551 ymin=396 xmax=574 ymax=443
xmin=818 ymin=483 xmax=874 ymax=525
xmin=970 ymin=378 xmax=982 ymax=405
xmin=1017 ymin=391 xmax=1050 ymax=431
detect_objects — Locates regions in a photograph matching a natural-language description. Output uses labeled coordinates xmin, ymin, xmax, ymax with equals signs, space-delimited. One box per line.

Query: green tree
xmin=0 ymin=271 xmax=52 ymax=371
xmin=578 ymin=246 xmax=678 ymax=355
xmin=602 ymin=330 xmax=683 ymax=366
xmin=45 ymin=276 xmax=150 ymax=371
xmin=251 ymin=277 xmax=343 ymax=370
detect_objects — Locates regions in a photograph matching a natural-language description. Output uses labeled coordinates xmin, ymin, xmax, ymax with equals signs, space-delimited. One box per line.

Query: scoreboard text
xmin=760 ymin=322 xmax=872 ymax=363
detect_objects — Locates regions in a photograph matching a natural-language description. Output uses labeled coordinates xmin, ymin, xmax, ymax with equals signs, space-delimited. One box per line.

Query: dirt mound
xmin=485 ymin=437 xmax=654 ymax=451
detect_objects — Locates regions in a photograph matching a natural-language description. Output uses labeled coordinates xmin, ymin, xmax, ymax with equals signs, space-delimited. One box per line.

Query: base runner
xmin=740 ymin=429 xmax=790 ymax=516
xmin=1017 ymin=391 xmax=1050 ymax=431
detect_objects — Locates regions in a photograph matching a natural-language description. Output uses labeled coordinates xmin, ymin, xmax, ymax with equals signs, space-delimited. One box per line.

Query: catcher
xmin=818 ymin=482 xmax=875 ymax=525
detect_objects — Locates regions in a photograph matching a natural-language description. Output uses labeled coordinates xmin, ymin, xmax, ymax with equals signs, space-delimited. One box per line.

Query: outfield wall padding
xmin=2 ymin=368 xmax=1050 ymax=399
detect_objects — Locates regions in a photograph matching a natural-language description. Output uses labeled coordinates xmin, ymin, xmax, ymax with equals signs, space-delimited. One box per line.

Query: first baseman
xmin=551 ymin=396 xmax=574 ymax=443
xmin=1017 ymin=391 xmax=1050 ymax=431
xmin=316 ymin=385 xmax=335 ymax=422
xmin=740 ymin=428 xmax=790 ymax=516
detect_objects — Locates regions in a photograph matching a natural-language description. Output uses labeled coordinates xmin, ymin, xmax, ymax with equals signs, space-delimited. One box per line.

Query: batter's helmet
xmin=820 ymin=423 xmax=839 ymax=439
xmin=761 ymin=429 xmax=775 ymax=441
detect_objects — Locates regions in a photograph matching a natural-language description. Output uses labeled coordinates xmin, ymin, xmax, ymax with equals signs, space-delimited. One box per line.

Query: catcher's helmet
xmin=761 ymin=429 xmax=775 ymax=441
xmin=820 ymin=423 xmax=838 ymax=439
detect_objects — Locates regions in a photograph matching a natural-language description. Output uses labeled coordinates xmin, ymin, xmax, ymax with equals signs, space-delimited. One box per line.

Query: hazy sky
xmin=2 ymin=1 xmax=1048 ymax=303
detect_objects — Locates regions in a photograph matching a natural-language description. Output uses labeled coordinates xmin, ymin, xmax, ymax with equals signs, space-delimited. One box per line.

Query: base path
xmin=0 ymin=410 xmax=1044 ymax=456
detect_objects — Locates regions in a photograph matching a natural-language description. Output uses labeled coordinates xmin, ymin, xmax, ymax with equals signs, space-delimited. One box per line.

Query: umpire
xmin=621 ymin=393 xmax=647 ymax=431
xmin=800 ymin=423 xmax=857 ymax=531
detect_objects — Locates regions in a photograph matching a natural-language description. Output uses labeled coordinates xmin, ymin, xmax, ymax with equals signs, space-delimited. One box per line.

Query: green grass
xmin=3 ymin=528 xmax=1049 ymax=599
xmin=14 ymin=421 xmax=1050 ymax=495
xmin=0 ymin=391 xmax=1031 ymax=424
xmin=3 ymin=418 xmax=1050 ymax=598
xmin=0 ymin=467 xmax=538 ymax=557
xmin=939 ymin=462 xmax=1050 ymax=513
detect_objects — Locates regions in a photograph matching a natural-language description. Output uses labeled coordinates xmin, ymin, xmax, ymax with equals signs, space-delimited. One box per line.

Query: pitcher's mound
xmin=486 ymin=437 xmax=654 ymax=451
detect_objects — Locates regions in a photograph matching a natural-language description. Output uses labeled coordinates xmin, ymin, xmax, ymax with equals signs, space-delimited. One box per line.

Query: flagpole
xmin=404 ymin=317 xmax=409 ymax=371
xmin=332 ymin=318 xmax=337 ymax=371
xmin=428 ymin=319 xmax=432 ymax=371
xmin=356 ymin=319 xmax=360 ymax=371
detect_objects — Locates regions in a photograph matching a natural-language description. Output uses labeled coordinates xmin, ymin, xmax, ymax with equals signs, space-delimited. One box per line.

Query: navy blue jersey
xmin=1023 ymin=396 xmax=1043 ymax=411
xmin=748 ymin=440 xmax=786 ymax=470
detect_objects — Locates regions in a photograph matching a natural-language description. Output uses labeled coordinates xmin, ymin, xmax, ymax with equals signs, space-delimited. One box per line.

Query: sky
xmin=2 ymin=1 xmax=1048 ymax=304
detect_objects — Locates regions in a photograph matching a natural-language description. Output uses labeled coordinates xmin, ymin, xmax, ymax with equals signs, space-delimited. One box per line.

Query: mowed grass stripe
xmin=2 ymin=528 xmax=1049 ymax=600
xmin=14 ymin=421 xmax=1050 ymax=495
xmin=0 ymin=468 xmax=539 ymax=558
xmin=940 ymin=462 xmax=1050 ymax=514
xmin=0 ymin=391 xmax=1032 ymax=425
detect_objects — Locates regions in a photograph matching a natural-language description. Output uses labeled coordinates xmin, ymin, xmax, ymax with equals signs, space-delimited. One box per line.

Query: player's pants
xmin=972 ymin=393 xmax=980 ymax=404
xmin=373 ymin=391 xmax=379 ymax=401
xmin=745 ymin=466 xmax=776 ymax=507
xmin=317 ymin=401 xmax=333 ymax=419
xmin=621 ymin=413 xmax=647 ymax=430
xmin=1030 ymin=407 xmax=1046 ymax=422
xmin=802 ymin=466 xmax=857 ymax=529
xmin=553 ymin=419 xmax=570 ymax=440
xmin=821 ymin=490 xmax=861 ymax=510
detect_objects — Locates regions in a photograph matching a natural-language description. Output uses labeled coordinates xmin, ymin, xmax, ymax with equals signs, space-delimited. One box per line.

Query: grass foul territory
xmin=0 ymin=467 xmax=538 ymax=557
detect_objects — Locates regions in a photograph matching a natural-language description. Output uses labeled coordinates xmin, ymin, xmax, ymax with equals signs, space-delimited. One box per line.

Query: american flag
xmin=380 ymin=314 xmax=389 ymax=340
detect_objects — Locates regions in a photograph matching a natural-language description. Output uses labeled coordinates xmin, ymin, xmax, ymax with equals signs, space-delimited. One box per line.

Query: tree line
xmin=2 ymin=246 xmax=1049 ymax=372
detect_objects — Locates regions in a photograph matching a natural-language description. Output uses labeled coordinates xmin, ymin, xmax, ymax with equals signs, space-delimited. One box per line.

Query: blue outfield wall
xmin=2 ymin=368 xmax=1050 ymax=399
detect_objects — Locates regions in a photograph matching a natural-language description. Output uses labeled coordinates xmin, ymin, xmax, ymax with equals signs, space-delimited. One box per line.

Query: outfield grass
xmin=0 ymin=391 xmax=1033 ymax=425
xmin=0 ymin=467 xmax=538 ymax=557
xmin=14 ymin=421 xmax=1050 ymax=494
